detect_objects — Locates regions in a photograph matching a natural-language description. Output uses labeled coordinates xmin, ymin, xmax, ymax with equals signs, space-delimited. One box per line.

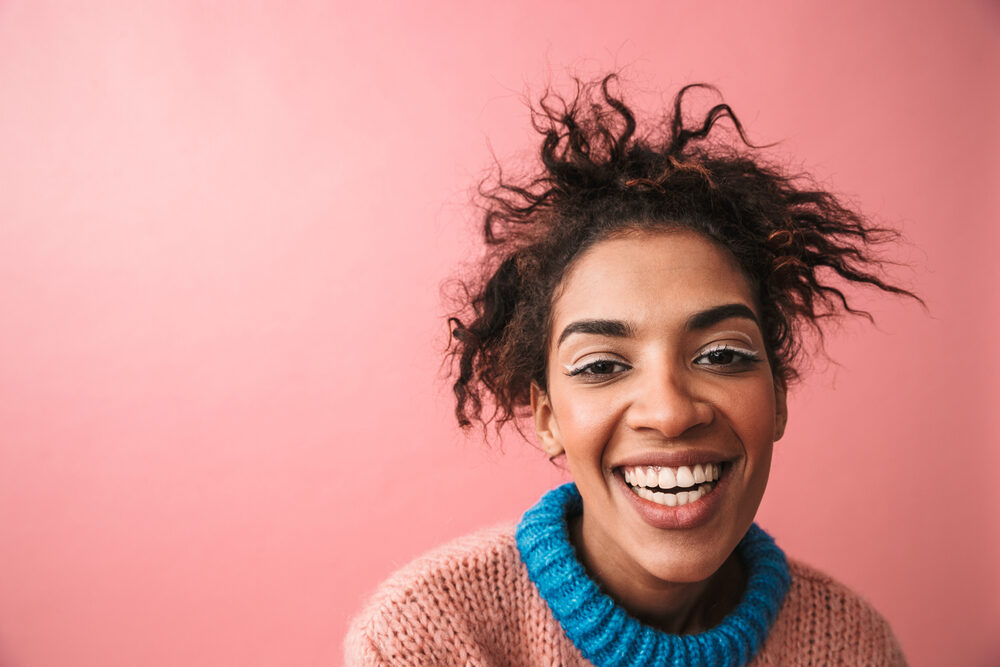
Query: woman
xmin=345 ymin=76 xmax=914 ymax=666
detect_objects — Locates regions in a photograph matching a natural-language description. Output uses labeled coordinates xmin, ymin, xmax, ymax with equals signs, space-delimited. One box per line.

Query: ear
xmin=773 ymin=380 xmax=788 ymax=442
xmin=530 ymin=382 xmax=564 ymax=458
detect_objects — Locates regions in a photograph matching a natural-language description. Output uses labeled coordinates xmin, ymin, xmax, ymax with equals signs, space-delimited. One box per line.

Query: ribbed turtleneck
xmin=515 ymin=483 xmax=790 ymax=667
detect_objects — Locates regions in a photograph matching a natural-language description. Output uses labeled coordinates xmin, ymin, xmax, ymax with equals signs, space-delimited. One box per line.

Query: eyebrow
xmin=686 ymin=303 xmax=759 ymax=331
xmin=556 ymin=303 xmax=759 ymax=347
xmin=557 ymin=319 xmax=635 ymax=346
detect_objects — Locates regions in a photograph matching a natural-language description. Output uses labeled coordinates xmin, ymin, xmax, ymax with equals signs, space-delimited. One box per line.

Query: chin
xmin=634 ymin=533 xmax=738 ymax=584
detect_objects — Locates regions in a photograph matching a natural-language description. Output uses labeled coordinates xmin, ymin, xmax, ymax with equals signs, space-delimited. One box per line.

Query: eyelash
xmin=564 ymin=345 xmax=762 ymax=380
xmin=565 ymin=359 xmax=631 ymax=378
xmin=692 ymin=344 xmax=762 ymax=368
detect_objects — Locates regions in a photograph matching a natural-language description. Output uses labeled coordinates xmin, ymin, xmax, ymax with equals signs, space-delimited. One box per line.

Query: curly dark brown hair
xmin=448 ymin=75 xmax=918 ymax=432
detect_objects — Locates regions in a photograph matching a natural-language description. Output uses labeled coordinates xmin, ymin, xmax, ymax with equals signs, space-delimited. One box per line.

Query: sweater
xmin=345 ymin=484 xmax=906 ymax=666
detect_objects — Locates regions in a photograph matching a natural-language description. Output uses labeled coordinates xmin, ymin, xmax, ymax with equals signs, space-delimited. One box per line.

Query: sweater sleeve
xmin=343 ymin=523 xmax=568 ymax=667
xmin=756 ymin=559 xmax=907 ymax=666
xmin=342 ymin=583 xmax=453 ymax=667
xmin=343 ymin=618 xmax=391 ymax=667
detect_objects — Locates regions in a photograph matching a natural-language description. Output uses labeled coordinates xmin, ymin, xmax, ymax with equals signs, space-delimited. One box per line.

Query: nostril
xmin=625 ymin=393 xmax=714 ymax=438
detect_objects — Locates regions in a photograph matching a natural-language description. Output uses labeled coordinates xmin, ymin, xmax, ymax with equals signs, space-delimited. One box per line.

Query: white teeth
xmin=633 ymin=480 xmax=714 ymax=507
xmin=693 ymin=464 xmax=706 ymax=484
xmin=622 ymin=462 xmax=725 ymax=504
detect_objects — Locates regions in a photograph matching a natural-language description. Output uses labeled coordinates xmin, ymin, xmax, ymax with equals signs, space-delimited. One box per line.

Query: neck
xmin=569 ymin=513 xmax=746 ymax=634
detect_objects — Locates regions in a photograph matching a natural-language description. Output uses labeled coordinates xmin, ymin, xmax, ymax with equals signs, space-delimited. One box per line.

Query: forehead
xmin=551 ymin=229 xmax=757 ymax=326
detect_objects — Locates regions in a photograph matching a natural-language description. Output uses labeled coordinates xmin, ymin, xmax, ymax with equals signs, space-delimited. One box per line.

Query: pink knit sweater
xmin=345 ymin=523 xmax=905 ymax=666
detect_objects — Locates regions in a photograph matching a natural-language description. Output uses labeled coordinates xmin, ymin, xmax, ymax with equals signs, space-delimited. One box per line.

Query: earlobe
xmin=530 ymin=382 xmax=564 ymax=457
xmin=773 ymin=382 xmax=789 ymax=442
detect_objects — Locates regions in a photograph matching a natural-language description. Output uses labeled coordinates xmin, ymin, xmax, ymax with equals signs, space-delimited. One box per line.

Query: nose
xmin=625 ymin=363 xmax=713 ymax=438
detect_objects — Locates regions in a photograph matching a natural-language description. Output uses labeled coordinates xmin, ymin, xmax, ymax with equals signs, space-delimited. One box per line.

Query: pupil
xmin=709 ymin=350 xmax=733 ymax=363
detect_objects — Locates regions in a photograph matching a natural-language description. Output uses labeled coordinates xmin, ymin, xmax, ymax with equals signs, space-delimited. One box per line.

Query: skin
xmin=530 ymin=228 xmax=787 ymax=634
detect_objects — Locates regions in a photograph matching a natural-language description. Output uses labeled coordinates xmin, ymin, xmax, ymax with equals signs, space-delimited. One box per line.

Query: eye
xmin=693 ymin=344 xmax=762 ymax=370
xmin=565 ymin=358 xmax=631 ymax=380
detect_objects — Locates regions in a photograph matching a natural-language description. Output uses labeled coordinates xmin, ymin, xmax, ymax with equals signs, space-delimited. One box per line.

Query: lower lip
xmin=615 ymin=466 xmax=731 ymax=530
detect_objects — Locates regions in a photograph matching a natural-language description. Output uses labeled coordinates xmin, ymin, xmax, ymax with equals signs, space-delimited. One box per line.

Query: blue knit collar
xmin=516 ymin=483 xmax=790 ymax=667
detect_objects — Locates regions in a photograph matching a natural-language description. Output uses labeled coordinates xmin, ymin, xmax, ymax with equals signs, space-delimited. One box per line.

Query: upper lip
xmin=612 ymin=449 xmax=735 ymax=469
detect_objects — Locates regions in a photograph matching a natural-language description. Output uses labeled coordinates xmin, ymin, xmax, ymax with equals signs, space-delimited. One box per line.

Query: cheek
xmin=706 ymin=379 xmax=777 ymax=515
xmin=724 ymin=379 xmax=778 ymax=459
xmin=550 ymin=387 xmax=622 ymax=462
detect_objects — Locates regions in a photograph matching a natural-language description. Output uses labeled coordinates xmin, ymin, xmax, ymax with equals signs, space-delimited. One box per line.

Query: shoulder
xmin=344 ymin=522 xmax=574 ymax=666
xmin=755 ymin=558 xmax=907 ymax=666
xmin=353 ymin=521 xmax=521 ymax=605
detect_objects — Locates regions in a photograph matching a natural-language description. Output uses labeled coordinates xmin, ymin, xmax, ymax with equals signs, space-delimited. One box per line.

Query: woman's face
xmin=531 ymin=228 xmax=787 ymax=594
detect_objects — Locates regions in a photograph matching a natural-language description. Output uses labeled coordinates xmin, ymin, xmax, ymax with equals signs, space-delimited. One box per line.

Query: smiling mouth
xmin=620 ymin=463 xmax=725 ymax=508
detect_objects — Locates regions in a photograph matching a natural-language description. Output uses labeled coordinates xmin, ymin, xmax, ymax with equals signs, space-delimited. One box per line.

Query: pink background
xmin=0 ymin=1 xmax=997 ymax=665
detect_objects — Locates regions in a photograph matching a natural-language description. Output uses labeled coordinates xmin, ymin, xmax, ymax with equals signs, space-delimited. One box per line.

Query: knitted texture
xmin=516 ymin=483 xmax=790 ymax=667
xmin=345 ymin=488 xmax=907 ymax=666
